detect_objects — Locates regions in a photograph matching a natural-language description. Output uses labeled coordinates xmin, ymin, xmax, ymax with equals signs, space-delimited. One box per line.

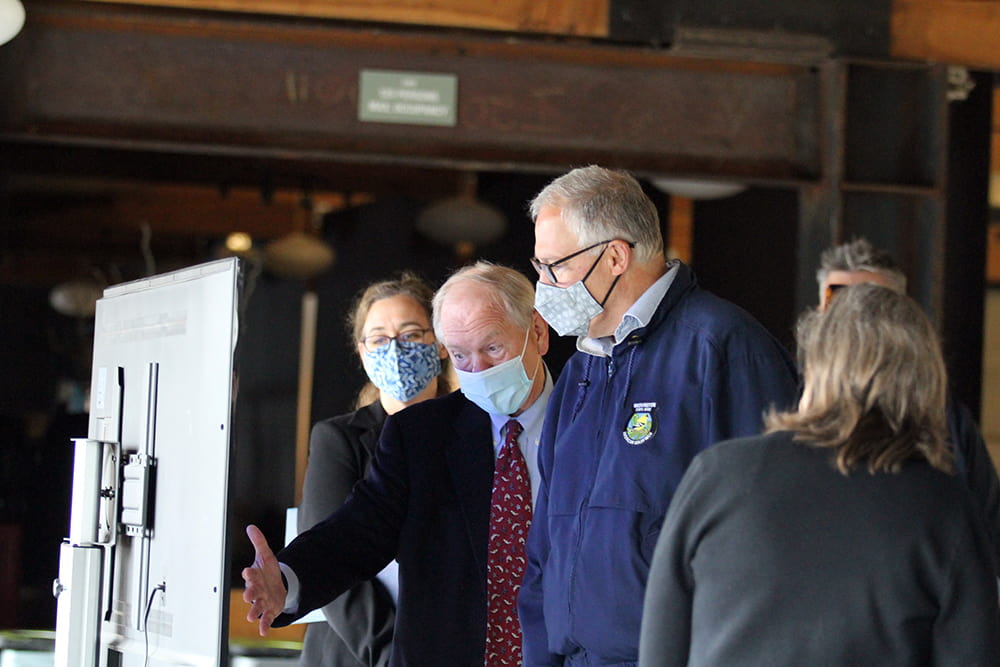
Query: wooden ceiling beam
xmin=0 ymin=0 xmax=822 ymax=185
xmin=892 ymin=0 xmax=1000 ymax=70
xmin=75 ymin=0 xmax=1000 ymax=71
xmin=83 ymin=0 xmax=611 ymax=37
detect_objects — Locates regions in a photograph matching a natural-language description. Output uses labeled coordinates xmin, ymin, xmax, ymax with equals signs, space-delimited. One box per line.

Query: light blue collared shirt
xmin=487 ymin=364 xmax=553 ymax=508
xmin=576 ymin=260 xmax=679 ymax=358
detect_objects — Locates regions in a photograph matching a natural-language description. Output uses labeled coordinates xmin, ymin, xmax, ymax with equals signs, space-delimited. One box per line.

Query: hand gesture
xmin=241 ymin=524 xmax=286 ymax=636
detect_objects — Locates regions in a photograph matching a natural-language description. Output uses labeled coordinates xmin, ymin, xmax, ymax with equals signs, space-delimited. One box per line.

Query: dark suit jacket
xmin=275 ymin=390 xmax=495 ymax=666
xmin=297 ymin=401 xmax=395 ymax=666
xmin=947 ymin=392 xmax=1000 ymax=575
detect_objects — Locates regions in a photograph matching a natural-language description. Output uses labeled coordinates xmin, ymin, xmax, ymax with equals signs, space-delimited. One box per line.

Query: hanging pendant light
xmin=263 ymin=188 xmax=336 ymax=280
xmin=49 ymin=280 xmax=104 ymax=318
xmin=650 ymin=177 xmax=746 ymax=200
xmin=0 ymin=0 xmax=25 ymax=47
xmin=264 ymin=230 xmax=335 ymax=280
xmin=416 ymin=172 xmax=507 ymax=249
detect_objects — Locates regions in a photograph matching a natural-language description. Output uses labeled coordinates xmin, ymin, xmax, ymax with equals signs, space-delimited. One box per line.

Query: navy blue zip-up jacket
xmin=519 ymin=262 xmax=801 ymax=666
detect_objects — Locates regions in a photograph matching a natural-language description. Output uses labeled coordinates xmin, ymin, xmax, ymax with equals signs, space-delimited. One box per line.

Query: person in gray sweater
xmin=639 ymin=283 xmax=1000 ymax=667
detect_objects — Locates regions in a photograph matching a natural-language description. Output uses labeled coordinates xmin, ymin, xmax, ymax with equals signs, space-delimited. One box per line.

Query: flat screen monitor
xmin=63 ymin=257 xmax=242 ymax=667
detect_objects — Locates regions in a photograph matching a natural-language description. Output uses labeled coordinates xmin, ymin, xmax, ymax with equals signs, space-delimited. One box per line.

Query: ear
xmin=817 ymin=279 xmax=829 ymax=311
xmin=531 ymin=311 xmax=550 ymax=356
xmin=437 ymin=340 xmax=449 ymax=361
xmin=606 ymin=239 xmax=633 ymax=277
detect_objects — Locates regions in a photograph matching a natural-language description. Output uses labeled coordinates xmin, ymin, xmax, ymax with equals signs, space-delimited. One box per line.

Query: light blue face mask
xmin=534 ymin=243 xmax=622 ymax=337
xmin=534 ymin=280 xmax=604 ymax=337
xmin=364 ymin=340 xmax=442 ymax=403
xmin=455 ymin=327 xmax=540 ymax=416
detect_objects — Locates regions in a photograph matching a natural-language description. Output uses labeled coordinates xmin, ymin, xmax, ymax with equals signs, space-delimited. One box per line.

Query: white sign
xmin=359 ymin=69 xmax=458 ymax=127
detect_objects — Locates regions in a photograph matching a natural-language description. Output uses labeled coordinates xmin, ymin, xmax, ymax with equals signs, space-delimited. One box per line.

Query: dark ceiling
xmin=1 ymin=141 xmax=474 ymax=288
xmin=0 ymin=2 xmax=818 ymax=291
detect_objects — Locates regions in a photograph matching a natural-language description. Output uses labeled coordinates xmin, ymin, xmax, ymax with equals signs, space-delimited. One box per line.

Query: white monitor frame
xmin=55 ymin=258 xmax=242 ymax=667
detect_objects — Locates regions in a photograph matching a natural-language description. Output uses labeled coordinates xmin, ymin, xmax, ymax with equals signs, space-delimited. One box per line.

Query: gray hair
xmin=432 ymin=261 xmax=535 ymax=344
xmin=766 ymin=283 xmax=951 ymax=474
xmin=816 ymin=237 xmax=907 ymax=294
xmin=529 ymin=165 xmax=663 ymax=264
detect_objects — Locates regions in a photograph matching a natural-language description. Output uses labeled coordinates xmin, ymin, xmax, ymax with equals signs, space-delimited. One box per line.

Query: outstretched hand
xmin=241 ymin=524 xmax=286 ymax=636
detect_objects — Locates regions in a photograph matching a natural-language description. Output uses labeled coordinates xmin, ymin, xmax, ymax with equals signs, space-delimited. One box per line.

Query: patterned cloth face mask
xmin=365 ymin=340 xmax=442 ymax=402
xmin=533 ymin=241 xmax=626 ymax=337
xmin=534 ymin=279 xmax=605 ymax=337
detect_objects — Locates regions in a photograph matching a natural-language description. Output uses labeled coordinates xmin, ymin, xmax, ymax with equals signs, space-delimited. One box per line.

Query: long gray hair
xmin=766 ymin=283 xmax=951 ymax=474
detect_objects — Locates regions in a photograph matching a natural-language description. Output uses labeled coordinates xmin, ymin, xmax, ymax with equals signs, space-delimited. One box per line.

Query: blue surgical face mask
xmin=365 ymin=340 xmax=442 ymax=403
xmin=455 ymin=327 xmax=540 ymax=416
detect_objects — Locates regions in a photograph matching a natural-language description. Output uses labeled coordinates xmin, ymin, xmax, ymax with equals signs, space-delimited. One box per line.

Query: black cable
xmin=143 ymin=582 xmax=166 ymax=667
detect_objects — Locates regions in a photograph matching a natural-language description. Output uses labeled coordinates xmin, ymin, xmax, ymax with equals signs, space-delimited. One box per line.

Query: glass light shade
xmin=416 ymin=196 xmax=507 ymax=246
xmin=263 ymin=231 xmax=335 ymax=280
xmin=650 ymin=177 xmax=746 ymax=200
xmin=0 ymin=0 xmax=25 ymax=47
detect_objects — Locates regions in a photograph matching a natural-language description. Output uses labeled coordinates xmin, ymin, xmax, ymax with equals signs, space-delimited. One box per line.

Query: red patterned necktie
xmin=484 ymin=419 xmax=531 ymax=666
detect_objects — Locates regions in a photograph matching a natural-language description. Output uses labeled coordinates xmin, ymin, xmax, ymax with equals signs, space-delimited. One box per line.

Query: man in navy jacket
xmin=520 ymin=166 xmax=800 ymax=665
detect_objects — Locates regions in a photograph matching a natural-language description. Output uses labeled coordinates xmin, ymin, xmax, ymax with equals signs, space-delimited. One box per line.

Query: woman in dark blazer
xmin=297 ymin=273 xmax=451 ymax=666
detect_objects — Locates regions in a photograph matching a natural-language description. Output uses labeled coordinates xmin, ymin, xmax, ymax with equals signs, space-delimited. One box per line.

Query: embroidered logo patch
xmin=623 ymin=402 xmax=657 ymax=445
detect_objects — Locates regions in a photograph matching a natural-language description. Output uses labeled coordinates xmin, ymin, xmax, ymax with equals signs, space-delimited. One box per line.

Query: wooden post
xmin=294 ymin=289 xmax=318 ymax=506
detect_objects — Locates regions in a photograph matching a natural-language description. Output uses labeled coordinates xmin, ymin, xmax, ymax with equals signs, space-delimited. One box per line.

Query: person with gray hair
xmin=815 ymin=236 xmax=907 ymax=309
xmin=242 ymin=261 xmax=554 ymax=665
xmin=815 ymin=236 xmax=1000 ymax=573
xmin=520 ymin=165 xmax=801 ymax=665
xmin=639 ymin=283 xmax=1000 ymax=666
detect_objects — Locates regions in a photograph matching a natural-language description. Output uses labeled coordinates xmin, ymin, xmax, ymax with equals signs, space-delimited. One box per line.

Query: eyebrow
xmin=444 ymin=329 xmax=505 ymax=354
xmin=365 ymin=319 xmax=428 ymax=334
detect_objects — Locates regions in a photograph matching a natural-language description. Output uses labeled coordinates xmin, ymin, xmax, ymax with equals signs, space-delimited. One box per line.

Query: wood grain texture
xmin=892 ymin=0 xmax=1000 ymax=69
xmin=83 ymin=0 xmax=611 ymax=36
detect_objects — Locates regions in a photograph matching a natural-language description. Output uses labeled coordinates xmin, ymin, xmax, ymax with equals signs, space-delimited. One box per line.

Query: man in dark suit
xmin=242 ymin=261 xmax=553 ymax=666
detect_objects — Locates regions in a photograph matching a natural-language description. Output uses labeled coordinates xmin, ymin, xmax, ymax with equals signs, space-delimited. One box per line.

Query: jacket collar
xmin=595 ymin=260 xmax=698 ymax=354
xmin=634 ymin=259 xmax=697 ymax=340
xmin=348 ymin=400 xmax=388 ymax=454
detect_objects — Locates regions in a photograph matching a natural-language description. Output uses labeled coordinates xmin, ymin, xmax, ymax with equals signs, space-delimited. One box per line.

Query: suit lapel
xmin=347 ymin=401 xmax=387 ymax=457
xmin=445 ymin=396 xmax=495 ymax=579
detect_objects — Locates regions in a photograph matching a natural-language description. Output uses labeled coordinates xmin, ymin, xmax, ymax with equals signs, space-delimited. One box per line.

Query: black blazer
xmin=276 ymin=390 xmax=495 ymax=666
xmin=297 ymin=401 xmax=395 ymax=666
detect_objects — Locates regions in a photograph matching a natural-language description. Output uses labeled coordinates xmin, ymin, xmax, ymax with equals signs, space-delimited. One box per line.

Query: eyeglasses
xmin=822 ymin=283 xmax=845 ymax=309
xmin=530 ymin=239 xmax=635 ymax=285
xmin=361 ymin=328 xmax=433 ymax=352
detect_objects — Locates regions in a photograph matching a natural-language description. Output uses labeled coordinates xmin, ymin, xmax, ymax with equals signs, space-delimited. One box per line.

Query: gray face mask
xmin=534 ymin=244 xmax=622 ymax=337
xmin=534 ymin=280 xmax=603 ymax=337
